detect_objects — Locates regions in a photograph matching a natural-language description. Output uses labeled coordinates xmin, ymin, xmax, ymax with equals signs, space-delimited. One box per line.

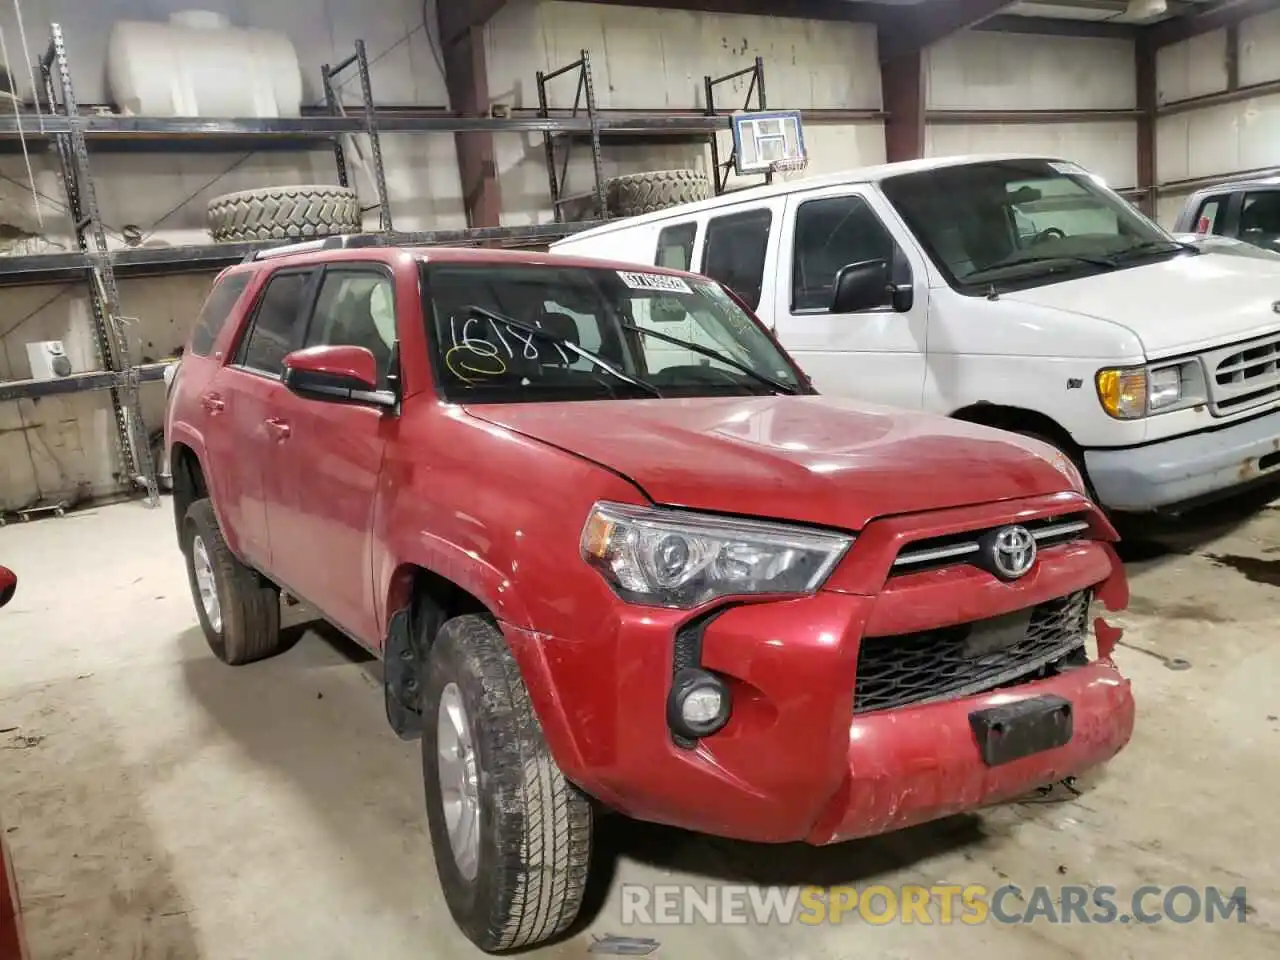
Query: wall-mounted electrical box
xmin=26 ymin=341 xmax=73 ymax=380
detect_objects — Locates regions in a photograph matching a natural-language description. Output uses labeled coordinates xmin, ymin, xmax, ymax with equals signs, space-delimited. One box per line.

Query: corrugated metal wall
xmin=1155 ymin=9 xmax=1280 ymax=225
xmin=485 ymin=1 xmax=884 ymax=224
xmin=924 ymin=31 xmax=1139 ymax=191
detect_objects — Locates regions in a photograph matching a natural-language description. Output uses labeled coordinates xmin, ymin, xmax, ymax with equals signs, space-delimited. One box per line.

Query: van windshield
xmin=879 ymin=158 xmax=1192 ymax=292
xmin=422 ymin=262 xmax=805 ymax=403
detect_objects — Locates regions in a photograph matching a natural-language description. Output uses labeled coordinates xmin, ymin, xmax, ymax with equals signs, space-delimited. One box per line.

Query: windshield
xmin=422 ymin=262 xmax=804 ymax=403
xmin=879 ymin=159 xmax=1188 ymax=292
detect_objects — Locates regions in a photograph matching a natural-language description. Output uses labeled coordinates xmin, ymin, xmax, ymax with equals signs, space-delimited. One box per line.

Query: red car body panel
xmin=463 ymin=396 xmax=1081 ymax=529
xmin=0 ymin=565 xmax=28 ymax=960
xmin=165 ymin=244 xmax=1135 ymax=846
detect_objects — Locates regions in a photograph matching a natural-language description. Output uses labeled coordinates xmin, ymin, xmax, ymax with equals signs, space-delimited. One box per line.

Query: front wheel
xmin=421 ymin=615 xmax=592 ymax=953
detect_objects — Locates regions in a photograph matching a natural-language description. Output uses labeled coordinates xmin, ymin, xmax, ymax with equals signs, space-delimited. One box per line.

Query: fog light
xmin=667 ymin=668 xmax=732 ymax=741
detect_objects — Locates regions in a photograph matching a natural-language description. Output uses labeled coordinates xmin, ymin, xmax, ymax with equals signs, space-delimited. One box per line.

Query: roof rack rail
xmin=241 ymin=233 xmax=388 ymax=263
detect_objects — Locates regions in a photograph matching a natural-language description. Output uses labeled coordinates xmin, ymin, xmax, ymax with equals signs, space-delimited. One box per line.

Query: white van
xmin=551 ymin=153 xmax=1280 ymax=513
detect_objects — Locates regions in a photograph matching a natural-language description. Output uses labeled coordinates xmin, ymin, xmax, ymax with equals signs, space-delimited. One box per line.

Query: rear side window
xmin=189 ymin=272 xmax=251 ymax=356
xmin=655 ymin=223 xmax=696 ymax=270
xmin=1194 ymin=196 xmax=1225 ymax=235
xmin=701 ymin=209 xmax=772 ymax=310
xmin=237 ymin=272 xmax=312 ymax=376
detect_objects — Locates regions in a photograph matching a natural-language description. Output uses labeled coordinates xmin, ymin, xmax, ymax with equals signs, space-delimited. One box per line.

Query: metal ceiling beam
xmin=1148 ymin=0 xmax=1280 ymax=48
xmin=975 ymin=13 xmax=1139 ymax=38
xmin=438 ymin=0 xmax=510 ymax=48
xmin=562 ymin=0 xmax=881 ymax=22
xmin=878 ymin=0 xmax=1018 ymax=59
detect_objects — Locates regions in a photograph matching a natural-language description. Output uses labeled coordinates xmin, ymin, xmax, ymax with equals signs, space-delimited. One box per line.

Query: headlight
xmin=580 ymin=501 xmax=853 ymax=609
xmin=1096 ymin=361 xmax=1204 ymax=419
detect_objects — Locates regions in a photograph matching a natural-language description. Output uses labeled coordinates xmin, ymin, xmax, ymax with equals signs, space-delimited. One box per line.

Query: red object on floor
xmin=0 ymin=822 xmax=28 ymax=960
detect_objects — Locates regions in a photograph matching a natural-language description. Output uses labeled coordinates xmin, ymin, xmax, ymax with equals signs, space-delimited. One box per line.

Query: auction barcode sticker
xmin=618 ymin=271 xmax=693 ymax=294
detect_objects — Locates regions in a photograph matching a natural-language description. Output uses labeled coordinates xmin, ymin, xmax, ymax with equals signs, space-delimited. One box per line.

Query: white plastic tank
xmin=106 ymin=11 xmax=303 ymax=118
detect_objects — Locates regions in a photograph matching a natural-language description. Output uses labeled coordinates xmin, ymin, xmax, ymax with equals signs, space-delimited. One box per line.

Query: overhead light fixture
xmin=1126 ymin=0 xmax=1168 ymax=19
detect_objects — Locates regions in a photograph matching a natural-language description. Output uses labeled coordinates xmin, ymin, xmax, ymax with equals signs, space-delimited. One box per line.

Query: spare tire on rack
xmin=206 ymin=184 xmax=363 ymax=243
xmin=604 ymin=169 xmax=711 ymax=218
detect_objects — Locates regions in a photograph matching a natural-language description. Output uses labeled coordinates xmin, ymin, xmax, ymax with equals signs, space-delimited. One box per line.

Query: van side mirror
xmin=282 ymin=345 xmax=396 ymax=409
xmin=0 ymin=566 xmax=16 ymax=609
xmin=830 ymin=260 xmax=895 ymax=313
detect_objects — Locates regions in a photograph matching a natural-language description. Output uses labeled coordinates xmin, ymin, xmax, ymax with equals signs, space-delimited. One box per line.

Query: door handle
xmin=201 ymin=393 xmax=225 ymax=414
xmin=264 ymin=417 xmax=291 ymax=441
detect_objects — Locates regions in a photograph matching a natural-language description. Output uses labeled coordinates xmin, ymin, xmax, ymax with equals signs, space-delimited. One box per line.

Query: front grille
xmin=853 ymin=591 xmax=1090 ymax=714
xmin=1208 ymin=333 xmax=1280 ymax=415
xmin=891 ymin=514 xmax=1090 ymax=576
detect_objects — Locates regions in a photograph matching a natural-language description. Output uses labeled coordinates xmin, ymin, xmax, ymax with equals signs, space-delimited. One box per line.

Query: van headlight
xmin=1095 ymin=360 xmax=1205 ymax=419
xmin=580 ymin=502 xmax=853 ymax=609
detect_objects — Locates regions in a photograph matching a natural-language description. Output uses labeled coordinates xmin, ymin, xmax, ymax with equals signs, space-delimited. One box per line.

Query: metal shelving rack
xmin=38 ymin=23 xmax=157 ymax=506
xmin=535 ymin=52 xmax=771 ymax=221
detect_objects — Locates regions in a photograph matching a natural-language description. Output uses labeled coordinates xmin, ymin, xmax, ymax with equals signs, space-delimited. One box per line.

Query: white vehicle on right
xmin=553 ymin=146 xmax=1280 ymax=514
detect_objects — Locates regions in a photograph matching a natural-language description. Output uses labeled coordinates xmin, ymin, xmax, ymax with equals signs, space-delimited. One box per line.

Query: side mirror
xmin=282 ymin=345 xmax=395 ymax=408
xmin=0 ymin=566 xmax=15 ymax=609
xmin=832 ymin=260 xmax=896 ymax=313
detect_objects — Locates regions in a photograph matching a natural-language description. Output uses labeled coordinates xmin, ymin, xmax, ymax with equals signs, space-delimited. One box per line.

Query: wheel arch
xmin=379 ymin=561 xmax=579 ymax=774
xmin=950 ymin=402 xmax=1082 ymax=458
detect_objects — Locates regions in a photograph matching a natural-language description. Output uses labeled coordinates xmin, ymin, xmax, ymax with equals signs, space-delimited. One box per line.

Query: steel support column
xmin=438 ymin=2 xmax=504 ymax=228
xmin=1136 ymin=33 xmax=1157 ymax=216
xmin=882 ymin=49 xmax=924 ymax=162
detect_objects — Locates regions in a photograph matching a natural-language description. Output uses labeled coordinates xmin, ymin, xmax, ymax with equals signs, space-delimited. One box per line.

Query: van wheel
xmin=182 ymin=499 xmax=284 ymax=665
xmin=421 ymin=615 xmax=592 ymax=953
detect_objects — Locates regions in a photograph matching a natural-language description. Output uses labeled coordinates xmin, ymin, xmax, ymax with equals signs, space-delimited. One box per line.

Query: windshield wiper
xmin=1110 ymin=238 xmax=1200 ymax=260
xmin=968 ymin=254 xmax=1120 ymax=283
xmin=463 ymin=305 xmax=663 ymax=398
xmin=618 ymin=323 xmax=798 ymax=396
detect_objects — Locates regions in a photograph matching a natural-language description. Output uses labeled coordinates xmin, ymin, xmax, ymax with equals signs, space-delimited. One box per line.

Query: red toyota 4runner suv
xmin=165 ymin=237 xmax=1135 ymax=953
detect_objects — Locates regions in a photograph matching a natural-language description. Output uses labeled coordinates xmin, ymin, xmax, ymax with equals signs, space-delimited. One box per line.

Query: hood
xmin=1001 ymin=252 xmax=1280 ymax=359
xmin=463 ymin=396 xmax=1079 ymax=531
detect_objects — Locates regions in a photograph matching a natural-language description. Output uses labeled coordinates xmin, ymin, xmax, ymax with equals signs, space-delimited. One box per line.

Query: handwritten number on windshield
xmin=444 ymin=313 xmax=570 ymax=382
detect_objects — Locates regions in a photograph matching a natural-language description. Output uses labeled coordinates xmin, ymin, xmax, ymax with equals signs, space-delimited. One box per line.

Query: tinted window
xmin=303 ymin=270 xmax=397 ymax=389
xmin=189 ymin=272 xmax=251 ymax=356
xmin=1193 ymin=196 xmax=1225 ymax=235
xmin=1240 ymin=192 xmax=1280 ymax=250
xmin=792 ymin=195 xmax=906 ymax=312
xmin=238 ymin=272 xmax=310 ymax=375
xmin=701 ymin=209 xmax=772 ymax=310
xmin=655 ymin=223 xmax=696 ymax=271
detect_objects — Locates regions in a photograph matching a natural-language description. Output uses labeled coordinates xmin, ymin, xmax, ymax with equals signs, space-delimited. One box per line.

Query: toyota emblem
xmin=989 ymin=525 xmax=1037 ymax=580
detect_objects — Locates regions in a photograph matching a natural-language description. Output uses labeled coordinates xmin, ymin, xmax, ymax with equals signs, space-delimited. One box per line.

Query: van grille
xmin=1208 ymin=333 xmax=1280 ymax=415
xmin=852 ymin=591 xmax=1090 ymax=714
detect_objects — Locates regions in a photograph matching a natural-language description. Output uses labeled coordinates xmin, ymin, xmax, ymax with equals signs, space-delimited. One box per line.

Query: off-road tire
xmin=605 ymin=169 xmax=711 ymax=218
xmin=422 ymin=615 xmax=592 ymax=953
xmin=182 ymin=498 xmax=284 ymax=665
xmin=206 ymin=184 xmax=362 ymax=243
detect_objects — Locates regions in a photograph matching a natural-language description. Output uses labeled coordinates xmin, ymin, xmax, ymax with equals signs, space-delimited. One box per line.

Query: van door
xmin=770 ymin=186 xmax=929 ymax=409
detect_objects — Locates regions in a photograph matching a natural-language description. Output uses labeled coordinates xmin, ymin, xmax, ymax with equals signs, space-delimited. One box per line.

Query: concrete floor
xmin=0 ymin=498 xmax=1277 ymax=959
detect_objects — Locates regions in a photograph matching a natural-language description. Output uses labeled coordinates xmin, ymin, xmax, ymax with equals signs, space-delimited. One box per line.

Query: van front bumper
xmin=1084 ymin=407 xmax=1280 ymax=511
